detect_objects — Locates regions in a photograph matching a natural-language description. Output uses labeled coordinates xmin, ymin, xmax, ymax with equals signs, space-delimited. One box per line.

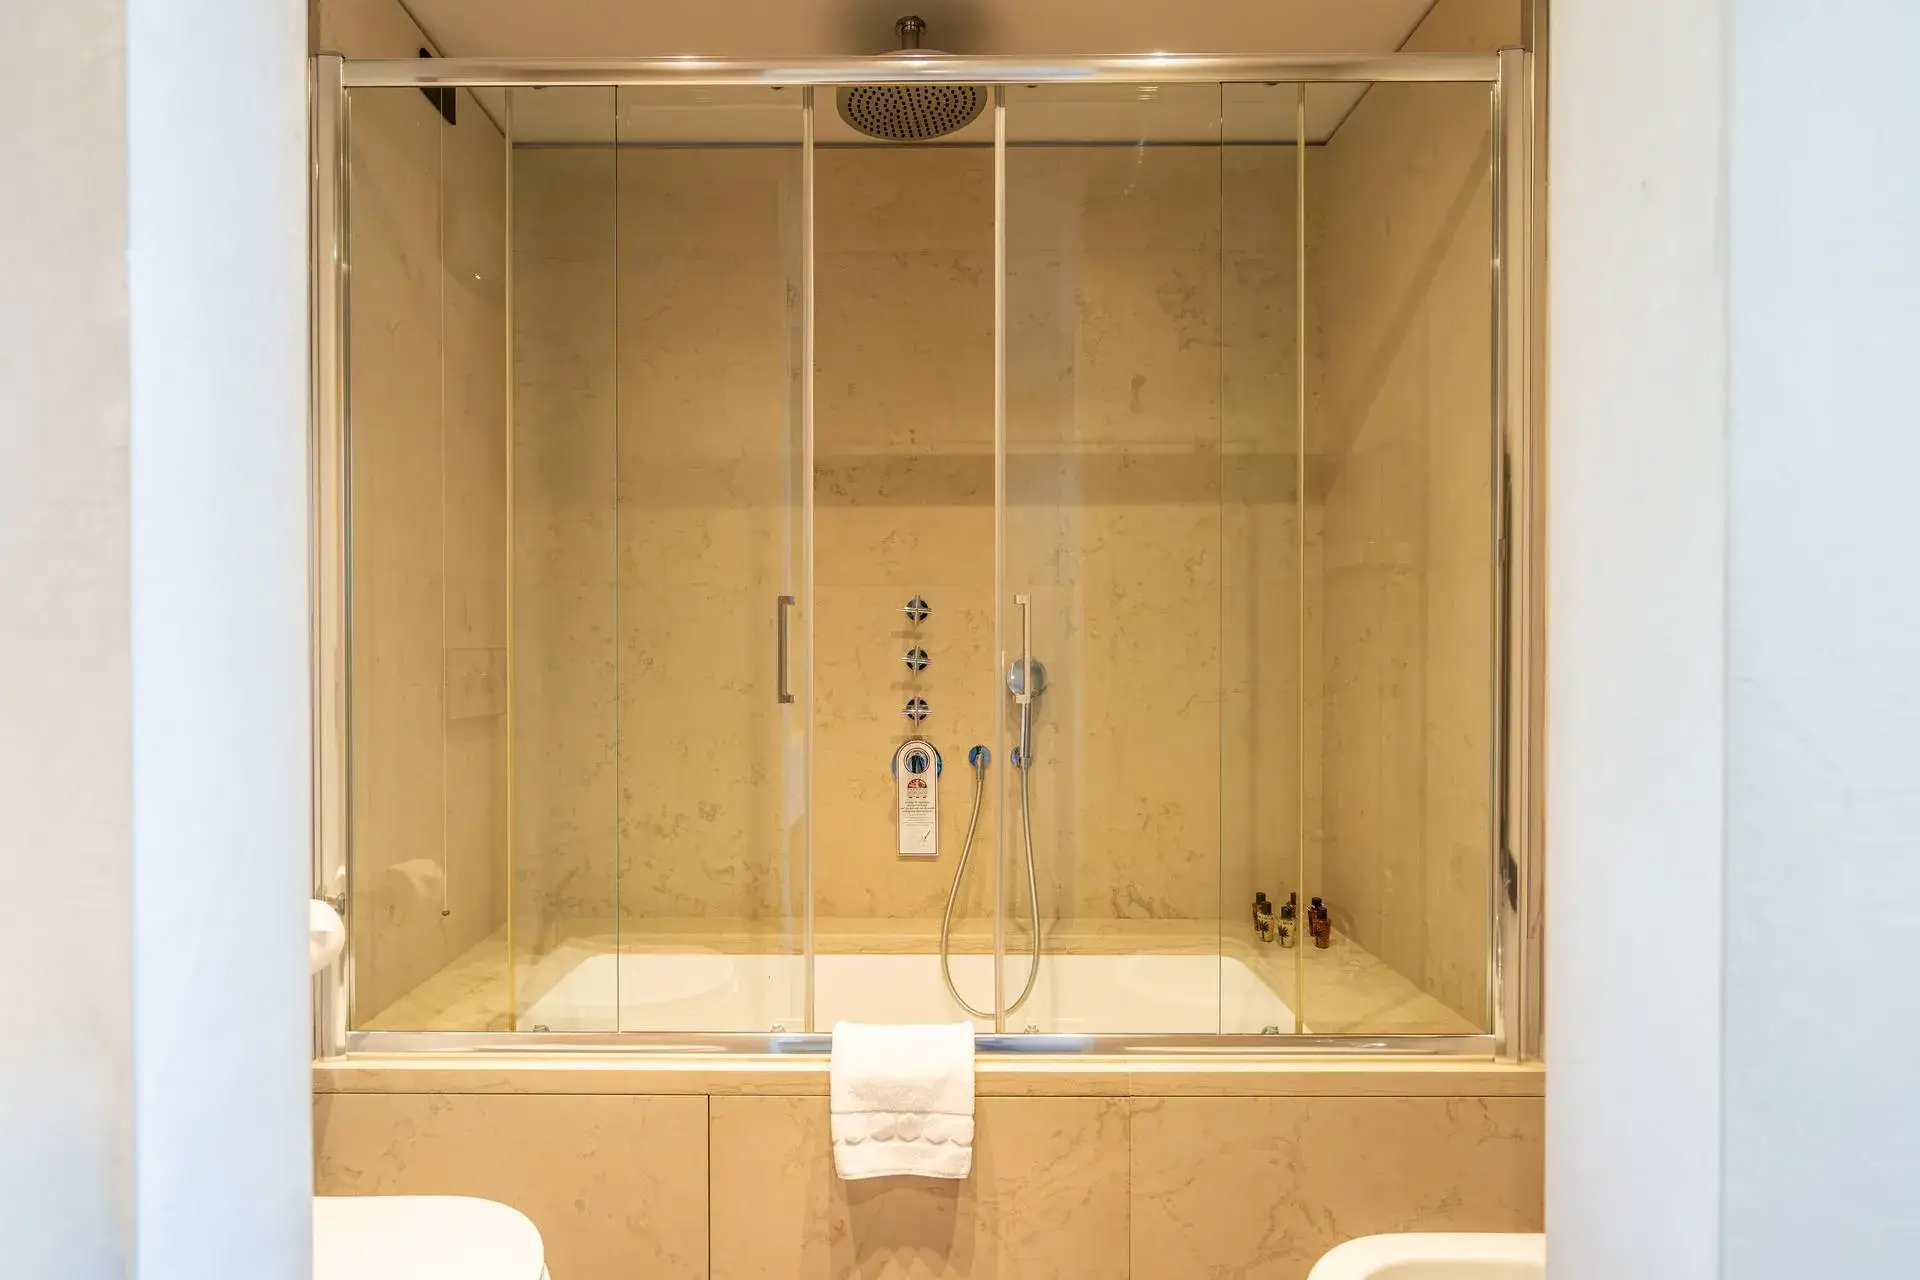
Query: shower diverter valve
xmin=892 ymin=738 xmax=942 ymax=858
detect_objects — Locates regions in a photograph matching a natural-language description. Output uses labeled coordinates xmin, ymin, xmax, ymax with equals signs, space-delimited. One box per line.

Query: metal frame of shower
xmin=309 ymin=48 xmax=1540 ymax=1063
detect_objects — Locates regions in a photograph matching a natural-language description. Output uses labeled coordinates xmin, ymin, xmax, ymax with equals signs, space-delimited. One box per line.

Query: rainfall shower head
xmin=836 ymin=16 xmax=987 ymax=142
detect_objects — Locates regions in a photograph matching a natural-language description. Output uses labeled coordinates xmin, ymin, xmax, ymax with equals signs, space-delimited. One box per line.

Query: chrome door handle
xmin=777 ymin=594 xmax=796 ymax=704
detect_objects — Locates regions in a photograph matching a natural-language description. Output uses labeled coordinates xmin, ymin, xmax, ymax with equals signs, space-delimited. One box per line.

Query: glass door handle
xmin=1014 ymin=593 xmax=1034 ymax=705
xmin=777 ymin=594 xmax=796 ymax=704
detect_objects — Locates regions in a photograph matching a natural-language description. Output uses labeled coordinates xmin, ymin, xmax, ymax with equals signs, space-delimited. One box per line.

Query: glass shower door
xmin=506 ymin=86 xmax=620 ymax=1029
xmin=1296 ymin=78 xmax=1498 ymax=1036
xmin=607 ymin=88 xmax=811 ymax=1031
xmin=1000 ymin=83 xmax=1240 ymax=1034
xmin=506 ymin=86 xmax=812 ymax=1032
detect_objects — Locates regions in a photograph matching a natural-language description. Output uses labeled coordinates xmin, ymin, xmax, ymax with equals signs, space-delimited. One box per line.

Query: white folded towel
xmin=829 ymin=1021 xmax=975 ymax=1180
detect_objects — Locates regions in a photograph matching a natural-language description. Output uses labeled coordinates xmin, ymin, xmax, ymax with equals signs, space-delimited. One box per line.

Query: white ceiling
xmin=402 ymin=0 xmax=1438 ymax=62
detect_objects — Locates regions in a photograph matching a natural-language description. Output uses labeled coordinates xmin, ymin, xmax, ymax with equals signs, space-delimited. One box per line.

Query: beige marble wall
xmin=339 ymin=0 xmax=510 ymax=1020
xmin=813 ymin=148 xmax=997 ymax=930
xmin=507 ymin=128 xmax=808 ymax=963
xmin=1005 ymin=138 xmax=1227 ymax=926
xmin=615 ymin=145 xmax=806 ymax=928
xmin=506 ymin=141 xmax=1289 ymax=940
xmin=1308 ymin=0 xmax=1516 ymax=1026
xmin=507 ymin=139 xmax=620 ymax=956
xmin=1219 ymin=133 xmax=1316 ymax=951
xmin=313 ymin=1082 xmax=1542 ymax=1280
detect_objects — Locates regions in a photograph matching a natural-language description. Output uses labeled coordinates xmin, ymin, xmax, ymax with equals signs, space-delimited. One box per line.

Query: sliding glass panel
xmin=342 ymin=84 xmax=510 ymax=1031
xmin=811 ymin=84 xmax=998 ymax=1027
xmin=1218 ymin=84 xmax=1308 ymax=1035
xmin=507 ymin=86 xmax=620 ymax=1030
xmin=1001 ymin=84 xmax=1232 ymax=1033
xmin=610 ymin=87 xmax=809 ymax=1031
xmin=1300 ymin=79 xmax=1498 ymax=1035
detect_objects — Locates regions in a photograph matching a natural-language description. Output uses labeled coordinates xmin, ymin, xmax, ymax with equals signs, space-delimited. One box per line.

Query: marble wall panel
xmin=314 ymin=1092 xmax=708 ymax=1280
xmin=1130 ymin=1095 xmax=1544 ymax=1280
xmin=709 ymin=1095 xmax=1132 ymax=1280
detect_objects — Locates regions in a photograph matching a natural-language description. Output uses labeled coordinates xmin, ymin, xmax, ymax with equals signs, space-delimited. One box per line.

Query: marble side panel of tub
xmin=709 ymin=1096 xmax=1130 ymax=1280
xmin=313 ymin=1092 xmax=708 ymax=1280
xmin=1130 ymin=1094 xmax=1543 ymax=1280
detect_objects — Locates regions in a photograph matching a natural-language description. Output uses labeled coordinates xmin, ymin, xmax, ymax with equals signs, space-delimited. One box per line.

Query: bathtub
xmin=517 ymin=947 xmax=1294 ymax=1034
xmin=1307 ymin=1233 xmax=1545 ymax=1279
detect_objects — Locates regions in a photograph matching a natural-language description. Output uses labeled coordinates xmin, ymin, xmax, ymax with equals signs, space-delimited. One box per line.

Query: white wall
xmin=0 ymin=0 xmax=312 ymax=1276
xmin=1545 ymin=0 xmax=1727 ymax=1273
xmin=1721 ymin=5 xmax=1920 ymax=1273
xmin=1551 ymin=1 xmax=1920 ymax=1275
xmin=127 ymin=0 xmax=312 ymax=1275
xmin=0 ymin=3 xmax=137 ymax=1274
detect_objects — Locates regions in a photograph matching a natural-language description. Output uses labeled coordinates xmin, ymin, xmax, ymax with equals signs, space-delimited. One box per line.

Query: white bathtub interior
xmin=516 ymin=948 xmax=1296 ymax=1035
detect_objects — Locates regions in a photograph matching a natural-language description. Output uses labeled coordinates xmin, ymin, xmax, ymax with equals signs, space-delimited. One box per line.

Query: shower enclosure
xmin=311 ymin=49 xmax=1538 ymax=1057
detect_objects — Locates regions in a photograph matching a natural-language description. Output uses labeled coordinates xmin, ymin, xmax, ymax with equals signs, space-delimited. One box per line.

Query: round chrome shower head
xmin=836 ymin=16 xmax=987 ymax=142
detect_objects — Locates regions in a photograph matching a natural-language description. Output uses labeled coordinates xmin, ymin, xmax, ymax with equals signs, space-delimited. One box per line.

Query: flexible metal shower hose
xmin=939 ymin=754 xmax=1042 ymax=1019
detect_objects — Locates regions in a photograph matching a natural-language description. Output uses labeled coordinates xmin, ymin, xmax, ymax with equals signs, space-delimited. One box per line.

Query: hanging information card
xmin=892 ymin=738 xmax=941 ymax=858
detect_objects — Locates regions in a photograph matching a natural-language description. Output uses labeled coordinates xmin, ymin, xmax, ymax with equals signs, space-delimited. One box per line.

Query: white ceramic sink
xmin=1306 ymin=1233 xmax=1545 ymax=1279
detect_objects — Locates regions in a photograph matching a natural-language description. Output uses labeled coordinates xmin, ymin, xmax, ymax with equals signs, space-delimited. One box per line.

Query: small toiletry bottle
xmin=1278 ymin=892 xmax=1298 ymax=948
xmin=1309 ymin=896 xmax=1332 ymax=948
xmin=1253 ymin=892 xmax=1275 ymax=942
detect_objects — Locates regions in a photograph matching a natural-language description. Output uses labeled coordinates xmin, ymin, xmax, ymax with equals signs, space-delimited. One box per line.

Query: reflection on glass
xmin=1003 ymin=84 xmax=1236 ymax=1033
xmin=343 ymin=85 xmax=510 ymax=1031
xmin=506 ymin=86 xmax=619 ymax=1030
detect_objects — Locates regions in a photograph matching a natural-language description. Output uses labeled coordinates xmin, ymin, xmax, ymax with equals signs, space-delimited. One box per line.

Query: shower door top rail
xmin=336 ymin=52 xmax=1501 ymax=89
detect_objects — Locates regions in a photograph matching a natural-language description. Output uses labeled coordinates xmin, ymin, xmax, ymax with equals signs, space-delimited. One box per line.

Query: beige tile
xmin=711 ymin=1095 xmax=1130 ymax=1280
xmin=314 ymin=1092 xmax=708 ymax=1280
xmin=1130 ymin=1095 xmax=1542 ymax=1280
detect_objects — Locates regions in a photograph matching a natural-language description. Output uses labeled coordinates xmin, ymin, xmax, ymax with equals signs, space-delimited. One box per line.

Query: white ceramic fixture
xmin=1306 ymin=1233 xmax=1545 ymax=1279
xmin=314 ymin=1195 xmax=549 ymax=1280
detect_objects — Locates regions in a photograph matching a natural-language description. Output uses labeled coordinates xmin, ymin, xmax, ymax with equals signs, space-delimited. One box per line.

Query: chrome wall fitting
xmin=902 ymin=647 xmax=930 ymax=672
xmin=903 ymin=596 xmax=930 ymax=623
xmin=903 ymin=697 xmax=930 ymax=722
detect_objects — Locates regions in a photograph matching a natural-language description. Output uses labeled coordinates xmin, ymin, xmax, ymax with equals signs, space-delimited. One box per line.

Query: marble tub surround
xmin=312 ymin=1075 xmax=1541 ymax=1280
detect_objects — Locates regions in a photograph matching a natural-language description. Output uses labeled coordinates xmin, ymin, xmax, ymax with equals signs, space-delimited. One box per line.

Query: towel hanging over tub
xmin=829 ymin=1021 xmax=975 ymax=1180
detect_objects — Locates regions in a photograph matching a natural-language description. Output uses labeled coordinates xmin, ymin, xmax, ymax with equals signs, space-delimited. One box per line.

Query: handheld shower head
xmin=1006 ymin=659 xmax=1047 ymax=767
